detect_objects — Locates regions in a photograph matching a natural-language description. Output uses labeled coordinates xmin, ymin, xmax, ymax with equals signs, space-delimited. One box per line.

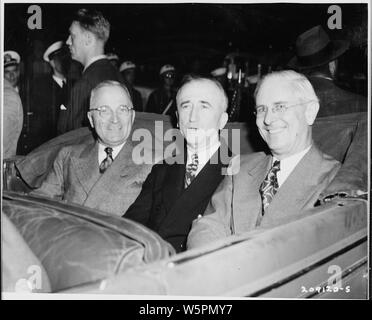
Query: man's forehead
xmin=257 ymin=78 xmax=293 ymax=102
xmin=178 ymin=81 xmax=220 ymax=99
xmin=94 ymin=86 xmax=130 ymax=100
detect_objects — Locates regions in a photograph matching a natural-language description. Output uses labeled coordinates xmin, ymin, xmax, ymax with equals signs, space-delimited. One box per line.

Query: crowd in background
xmin=3 ymin=8 xmax=368 ymax=158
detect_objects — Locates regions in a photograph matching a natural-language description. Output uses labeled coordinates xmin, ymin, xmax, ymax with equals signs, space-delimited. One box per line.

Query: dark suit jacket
xmin=58 ymin=58 xmax=123 ymax=134
xmin=187 ymin=145 xmax=341 ymax=249
xmin=124 ymin=146 xmax=231 ymax=252
xmin=146 ymin=87 xmax=176 ymax=115
xmin=308 ymin=76 xmax=367 ymax=117
xmin=31 ymin=75 xmax=71 ymax=143
xmin=32 ymin=139 xmax=153 ymax=216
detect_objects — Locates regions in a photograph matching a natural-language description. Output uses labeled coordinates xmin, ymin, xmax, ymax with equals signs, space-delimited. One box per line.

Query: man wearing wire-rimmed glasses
xmin=188 ymin=70 xmax=341 ymax=250
xmin=31 ymin=81 xmax=154 ymax=216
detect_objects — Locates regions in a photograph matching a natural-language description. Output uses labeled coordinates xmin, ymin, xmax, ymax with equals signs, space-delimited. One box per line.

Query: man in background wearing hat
xmin=60 ymin=8 xmax=123 ymax=134
xmin=146 ymin=64 xmax=177 ymax=115
xmin=35 ymin=40 xmax=72 ymax=141
xmin=211 ymin=67 xmax=228 ymax=91
xmin=106 ymin=53 xmax=120 ymax=69
xmin=288 ymin=25 xmax=366 ymax=117
xmin=120 ymin=61 xmax=143 ymax=111
xmin=4 ymin=50 xmax=21 ymax=92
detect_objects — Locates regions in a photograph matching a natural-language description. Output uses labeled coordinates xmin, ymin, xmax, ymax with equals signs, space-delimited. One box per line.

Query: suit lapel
xmin=261 ymin=145 xmax=322 ymax=226
xmin=162 ymin=162 xmax=186 ymax=214
xmin=162 ymin=148 xmax=226 ymax=230
xmin=239 ymin=154 xmax=272 ymax=230
xmin=71 ymin=142 xmax=100 ymax=195
xmin=84 ymin=140 xmax=139 ymax=206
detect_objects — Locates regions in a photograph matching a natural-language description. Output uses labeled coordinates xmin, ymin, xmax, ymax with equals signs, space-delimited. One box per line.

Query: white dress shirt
xmin=52 ymin=75 xmax=66 ymax=88
xmin=98 ymin=142 xmax=125 ymax=165
xmin=274 ymin=145 xmax=311 ymax=187
xmin=186 ymin=141 xmax=221 ymax=176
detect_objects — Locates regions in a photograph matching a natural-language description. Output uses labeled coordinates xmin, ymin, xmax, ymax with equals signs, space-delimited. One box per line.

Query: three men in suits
xmin=58 ymin=8 xmax=123 ymax=134
xmin=288 ymin=25 xmax=367 ymax=117
xmin=187 ymin=70 xmax=341 ymax=249
xmin=32 ymin=80 xmax=153 ymax=216
xmin=124 ymin=75 xmax=231 ymax=252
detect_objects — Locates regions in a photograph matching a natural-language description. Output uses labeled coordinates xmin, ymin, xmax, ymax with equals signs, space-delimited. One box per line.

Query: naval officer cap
xmin=43 ymin=41 xmax=64 ymax=62
xmin=211 ymin=67 xmax=227 ymax=77
xmin=107 ymin=53 xmax=119 ymax=61
xmin=159 ymin=64 xmax=175 ymax=76
xmin=4 ymin=51 xmax=21 ymax=68
xmin=119 ymin=61 xmax=136 ymax=72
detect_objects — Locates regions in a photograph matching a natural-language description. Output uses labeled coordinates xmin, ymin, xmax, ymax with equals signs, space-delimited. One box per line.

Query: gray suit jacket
xmin=3 ymin=78 xmax=23 ymax=158
xmin=187 ymin=145 xmax=341 ymax=249
xmin=32 ymin=140 xmax=153 ymax=216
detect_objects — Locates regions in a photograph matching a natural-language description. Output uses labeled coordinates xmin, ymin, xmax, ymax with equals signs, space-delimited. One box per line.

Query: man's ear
xmin=305 ymin=101 xmax=319 ymax=125
xmin=87 ymin=111 xmax=94 ymax=128
xmin=219 ymin=111 xmax=229 ymax=130
xmin=84 ymin=31 xmax=93 ymax=46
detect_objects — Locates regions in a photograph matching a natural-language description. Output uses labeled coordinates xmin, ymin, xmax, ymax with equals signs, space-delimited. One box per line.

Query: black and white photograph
xmin=1 ymin=0 xmax=369 ymax=302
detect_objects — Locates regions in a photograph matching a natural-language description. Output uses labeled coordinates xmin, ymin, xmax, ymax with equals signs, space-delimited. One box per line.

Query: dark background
xmin=4 ymin=2 xmax=368 ymax=87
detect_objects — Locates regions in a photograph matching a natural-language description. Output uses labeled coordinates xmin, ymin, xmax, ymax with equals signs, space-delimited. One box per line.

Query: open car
xmin=2 ymin=111 xmax=368 ymax=298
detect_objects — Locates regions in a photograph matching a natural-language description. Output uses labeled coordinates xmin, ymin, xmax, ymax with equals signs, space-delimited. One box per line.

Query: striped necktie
xmin=184 ymin=153 xmax=199 ymax=188
xmin=259 ymin=160 xmax=281 ymax=215
xmin=99 ymin=147 xmax=113 ymax=173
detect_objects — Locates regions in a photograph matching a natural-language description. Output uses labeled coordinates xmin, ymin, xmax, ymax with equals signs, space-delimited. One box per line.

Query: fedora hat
xmin=288 ymin=25 xmax=349 ymax=70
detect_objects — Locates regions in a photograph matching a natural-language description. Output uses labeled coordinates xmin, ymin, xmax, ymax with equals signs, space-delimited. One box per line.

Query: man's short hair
xmin=254 ymin=70 xmax=319 ymax=104
xmin=177 ymin=74 xmax=229 ymax=112
xmin=90 ymin=80 xmax=132 ymax=108
xmin=73 ymin=9 xmax=110 ymax=43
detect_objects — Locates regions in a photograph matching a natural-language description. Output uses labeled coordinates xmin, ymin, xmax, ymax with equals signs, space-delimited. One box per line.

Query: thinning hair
xmin=73 ymin=9 xmax=110 ymax=43
xmin=176 ymin=74 xmax=229 ymax=112
xmin=254 ymin=70 xmax=319 ymax=104
xmin=90 ymin=80 xmax=132 ymax=108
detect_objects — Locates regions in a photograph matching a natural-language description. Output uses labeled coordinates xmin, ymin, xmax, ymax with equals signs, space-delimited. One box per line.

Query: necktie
xmin=184 ymin=153 xmax=199 ymax=188
xmin=99 ymin=147 xmax=113 ymax=173
xmin=259 ymin=160 xmax=281 ymax=215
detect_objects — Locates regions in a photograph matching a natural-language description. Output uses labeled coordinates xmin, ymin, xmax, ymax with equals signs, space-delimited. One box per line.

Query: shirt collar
xmin=98 ymin=142 xmax=126 ymax=164
xmin=186 ymin=140 xmax=220 ymax=175
xmin=52 ymin=75 xmax=66 ymax=88
xmin=273 ymin=145 xmax=312 ymax=187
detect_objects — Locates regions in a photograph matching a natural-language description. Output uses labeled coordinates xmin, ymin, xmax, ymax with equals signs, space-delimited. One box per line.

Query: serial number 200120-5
xmin=301 ymin=285 xmax=351 ymax=294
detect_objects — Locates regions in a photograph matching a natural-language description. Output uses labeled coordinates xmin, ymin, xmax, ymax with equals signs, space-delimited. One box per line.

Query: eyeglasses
xmin=89 ymin=105 xmax=133 ymax=119
xmin=254 ymin=100 xmax=317 ymax=117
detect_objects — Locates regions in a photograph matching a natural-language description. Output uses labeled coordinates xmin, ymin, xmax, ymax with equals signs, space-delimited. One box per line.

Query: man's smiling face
xmin=255 ymin=77 xmax=314 ymax=159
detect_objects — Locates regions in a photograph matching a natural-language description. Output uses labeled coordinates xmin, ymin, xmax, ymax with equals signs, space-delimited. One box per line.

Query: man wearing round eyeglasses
xmin=187 ymin=70 xmax=341 ymax=250
xmin=32 ymin=81 xmax=154 ymax=216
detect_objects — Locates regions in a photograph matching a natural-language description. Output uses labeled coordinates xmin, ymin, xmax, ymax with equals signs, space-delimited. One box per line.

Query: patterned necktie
xmin=259 ymin=160 xmax=281 ymax=215
xmin=184 ymin=153 xmax=199 ymax=188
xmin=99 ymin=147 xmax=113 ymax=173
